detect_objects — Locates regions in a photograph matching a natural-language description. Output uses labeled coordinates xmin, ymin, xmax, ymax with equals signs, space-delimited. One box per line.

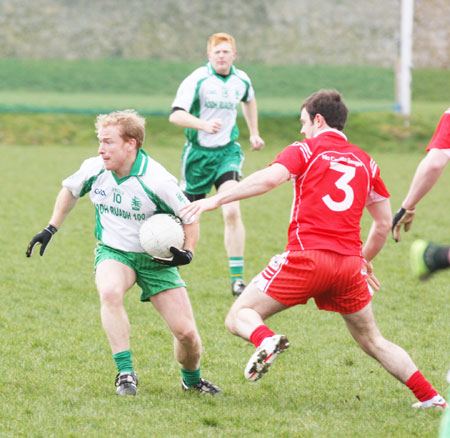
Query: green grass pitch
xmin=1 ymin=112 xmax=449 ymax=437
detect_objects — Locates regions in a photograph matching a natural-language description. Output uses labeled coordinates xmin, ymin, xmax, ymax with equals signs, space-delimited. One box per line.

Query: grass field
xmin=1 ymin=59 xmax=448 ymax=436
xmin=1 ymin=119 xmax=449 ymax=437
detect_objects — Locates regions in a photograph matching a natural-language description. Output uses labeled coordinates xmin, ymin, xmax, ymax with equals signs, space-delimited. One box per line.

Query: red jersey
xmin=426 ymin=108 xmax=450 ymax=151
xmin=272 ymin=129 xmax=390 ymax=257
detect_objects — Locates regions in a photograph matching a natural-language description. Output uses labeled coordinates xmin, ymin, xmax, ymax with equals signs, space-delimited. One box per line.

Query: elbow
xmin=377 ymin=217 xmax=392 ymax=239
xmin=264 ymin=175 xmax=284 ymax=191
xmin=382 ymin=219 xmax=392 ymax=236
xmin=169 ymin=109 xmax=182 ymax=124
xmin=421 ymin=150 xmax=449 ymax=174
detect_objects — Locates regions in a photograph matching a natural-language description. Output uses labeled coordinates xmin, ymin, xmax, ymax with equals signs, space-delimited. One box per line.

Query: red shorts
xmin=252 ymin=250 xmax=372 ymax=313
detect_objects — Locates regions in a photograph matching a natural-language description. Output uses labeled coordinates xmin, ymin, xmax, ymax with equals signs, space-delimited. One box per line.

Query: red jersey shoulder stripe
xmin=369 ymin=159 xmax=378 ymax=178
xmin=295 ymin=141 xmax=312 ymax=162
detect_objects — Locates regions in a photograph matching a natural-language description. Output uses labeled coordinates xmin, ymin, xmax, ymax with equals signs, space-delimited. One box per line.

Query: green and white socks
xmin=229 ymin=257 xmax=244 ymax=284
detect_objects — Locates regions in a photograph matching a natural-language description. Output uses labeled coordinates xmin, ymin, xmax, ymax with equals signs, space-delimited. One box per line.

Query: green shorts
xmin=94 ymin=243 xmax=186 ymax=302
xmin=181 ymin=141 xmax=244 ymax=195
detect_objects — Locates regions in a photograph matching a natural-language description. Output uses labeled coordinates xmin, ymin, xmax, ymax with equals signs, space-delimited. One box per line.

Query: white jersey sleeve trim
xmin=366 ymin=189 xmax=388 ymax=206
xmin=432 ymin=148 xmax=450 ymax=158
xmin=298 ymin=142 xmax=312 ymax=161
xmin=369 ymin=159 xmax=378 ymax=178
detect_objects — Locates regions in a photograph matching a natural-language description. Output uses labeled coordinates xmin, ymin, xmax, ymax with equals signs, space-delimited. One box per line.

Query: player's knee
xmin=98 ymin=286 xmax=124 ymax=307
xmin=380 ymin=217 xmax=392 ymax=235
xmin=224 ymin=309 xmax=237 ymax=334
xmin=223 ymin=204 xmax=241 ymax=224
xmin=175 ymin=326 xmax=200 ymax=346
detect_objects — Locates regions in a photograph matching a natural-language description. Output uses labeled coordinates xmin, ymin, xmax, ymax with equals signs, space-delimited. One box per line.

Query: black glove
xmin=26 ymin=224 xmax=58 ymax=257
xmin=392 ymin=207 xmax=415 ymax=242
xmin=152 ymin=247 xmax=193 ymax=267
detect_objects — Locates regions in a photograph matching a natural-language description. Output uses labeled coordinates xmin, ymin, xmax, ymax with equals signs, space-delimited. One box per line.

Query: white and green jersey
xmin=171 ymin=62 xmax=255 ymax=148
xmin=62 ymin=149 xmax=191 ymax=253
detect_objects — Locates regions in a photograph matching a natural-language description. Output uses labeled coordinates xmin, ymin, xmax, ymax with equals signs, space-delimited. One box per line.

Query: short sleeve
xmin=366 ymin=167 xmax=390 ymax=205
xmin=271 ymin=142 xmax=311 ymax=177
xmin=171 ymin=68 xmax=206 ymax=112
xmin=427 ymin=109 xmax=450 ymax=151
xmin=154 ymin=177 xmax=194 ymax=225
xmin=62 ymin=156 xmax=104 ymax=198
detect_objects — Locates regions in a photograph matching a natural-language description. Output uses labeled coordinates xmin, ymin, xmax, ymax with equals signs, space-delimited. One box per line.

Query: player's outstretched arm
xmin=26 ymin=188 xmax=78 ymax=257
xmin=179 ymin=196 xmax=221 ymax=223
xmin=392 ymin=149 xmax=449 ymax=242
xmin=180 ymin=163 xmax=290 ymax=222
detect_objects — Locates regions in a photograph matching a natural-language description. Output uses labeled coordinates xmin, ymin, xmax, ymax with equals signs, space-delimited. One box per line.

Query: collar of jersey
xmin=206 ymin=62 xmax=236 ymax=82
xmin=112 ymin=149 xmax=148 ymax=184
xmin=314 ymin=128 xmax=347 ymax=141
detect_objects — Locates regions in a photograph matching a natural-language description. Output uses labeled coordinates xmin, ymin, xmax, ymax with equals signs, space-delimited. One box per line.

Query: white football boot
xmin=244 ymin=334 xmax=290 ymax=382
xmin=412 ymin=394 xmax=447 ymax=409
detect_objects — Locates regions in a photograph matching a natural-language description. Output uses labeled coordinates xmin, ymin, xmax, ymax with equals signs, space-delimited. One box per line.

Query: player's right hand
xmin=365 ymin=261 xmax=379 ymax=291
xmin=203 ymin=118 xmax=222 ymax=134
xmin=392 ymin=207 xmax=415 ymax=242
xmin=249 ymin=134 xmax=265 ymax=151
xmin=26 ymin=224 xmax=58 ymax=257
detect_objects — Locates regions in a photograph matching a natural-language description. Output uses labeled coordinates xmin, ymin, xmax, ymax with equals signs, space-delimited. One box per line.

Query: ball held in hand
xmin=139 ymin=214 xmax=185 ymax=258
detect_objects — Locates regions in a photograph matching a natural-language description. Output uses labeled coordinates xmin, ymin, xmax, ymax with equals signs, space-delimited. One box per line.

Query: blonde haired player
xmin=170 ymin=32 xmax=265 ymax=297
xmin=26 ymin=109 xmax=221 ymax=396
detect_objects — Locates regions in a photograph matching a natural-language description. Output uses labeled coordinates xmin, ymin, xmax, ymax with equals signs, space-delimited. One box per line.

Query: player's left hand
xmin=152 ymin=247 xmax=193 ymax=267
xmin=250 ymin=135 xmax=264 ymax=151
xmin=365 ymin=261 xmax=380 ymax=291
xmin=392 ymin=207 xmax=415 ymax=242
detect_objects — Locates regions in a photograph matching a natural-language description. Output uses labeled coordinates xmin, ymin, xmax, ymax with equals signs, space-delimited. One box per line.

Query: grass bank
xmin=1 ymin=104 xmax=447 ymax=154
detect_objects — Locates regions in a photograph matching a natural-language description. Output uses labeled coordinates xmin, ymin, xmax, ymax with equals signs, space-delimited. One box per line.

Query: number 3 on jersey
xmin=322 ymin=162 xmax=356 ymax=212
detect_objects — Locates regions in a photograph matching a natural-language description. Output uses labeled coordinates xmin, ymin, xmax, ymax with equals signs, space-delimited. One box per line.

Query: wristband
xmin=46 ymin=224 xmax=58 ymax=234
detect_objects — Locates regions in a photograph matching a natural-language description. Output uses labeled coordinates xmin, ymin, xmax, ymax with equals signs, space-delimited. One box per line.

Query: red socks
xmin=405 ymin=370 xmax=438 ymax=401
xmin=249 ymin=325 xmax=275 ymax=348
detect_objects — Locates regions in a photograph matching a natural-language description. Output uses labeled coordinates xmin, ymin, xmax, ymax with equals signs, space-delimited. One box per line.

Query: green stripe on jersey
xmin=80 ymin=169 xmax=105 ymax=197
xmin=137 ymin=178 xmax=176 ymax=215
xmin=94 ymin=204 xmax=104 ymax=240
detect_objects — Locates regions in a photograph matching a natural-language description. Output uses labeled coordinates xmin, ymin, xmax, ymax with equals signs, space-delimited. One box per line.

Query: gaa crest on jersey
xmin=94 ymin=188 xmax=107 ymax=197
xmin=131 ymin=196 xmax=142 ymax=211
